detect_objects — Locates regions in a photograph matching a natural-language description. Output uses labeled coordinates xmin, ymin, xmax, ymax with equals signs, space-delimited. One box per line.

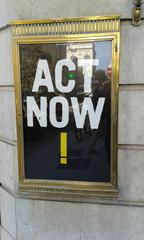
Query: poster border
xmin=12 ymin=16 xmax=120 ymax=200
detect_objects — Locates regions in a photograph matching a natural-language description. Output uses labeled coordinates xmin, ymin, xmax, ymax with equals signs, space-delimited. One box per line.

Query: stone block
xmin=0 ymin=188 xmax=16 ymax=239
xmin=16 ymin=198 xmax=144 ymax=240
xmin=120 ymin=22 xmax=144 ymax=84
xmin=81 ymin=203 xmax=144 ymax=240
xmin=0 ymin=0 xmax=7 ymax=28
xmin=0 ymin=28 xmax=14 ymax=86
xmin=16 ymin=199 xmax=81 ymax=240
xmin=0 ymin=88 xmax=17 ymax=141
xmin=120 ymin=22 xmax=133 ymax=85
xmin=1 ymin=0 xmax=140 ymax=25
xmin=5 ymin=0 xmax=78 ymax=22
xmin=118 ymin=91 xmax=144 ymax=145
xmin=0 ymin=142 xmax=18 ymax=193
xmin=78 ymin=0 xmax=133 ymax=19
xmin=1 ymin=227 xmax=16 ymax=240
xmin=118 ymin=149 xmax=144 ymax=201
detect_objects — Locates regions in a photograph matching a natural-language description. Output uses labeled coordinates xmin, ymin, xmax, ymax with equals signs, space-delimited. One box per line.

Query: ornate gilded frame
xmin=12 ymin=15 xmax=120 ymax=201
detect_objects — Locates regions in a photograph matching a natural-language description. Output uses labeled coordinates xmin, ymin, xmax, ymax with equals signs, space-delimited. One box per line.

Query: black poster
xmin=20 ymin=41 xmax=112 ymax=182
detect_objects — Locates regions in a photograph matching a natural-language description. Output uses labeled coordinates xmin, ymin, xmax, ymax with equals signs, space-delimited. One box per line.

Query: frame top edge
xmin=10 ymin=15 xmax=121 ymax=25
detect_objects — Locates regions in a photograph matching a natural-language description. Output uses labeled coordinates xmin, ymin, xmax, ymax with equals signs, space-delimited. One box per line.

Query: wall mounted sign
xmin=12 ymin=15 xmax=120 ymax=201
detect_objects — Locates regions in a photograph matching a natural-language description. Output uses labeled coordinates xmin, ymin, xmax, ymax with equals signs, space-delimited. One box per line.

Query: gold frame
xmin=12 ymin=15 xmax=120 ymax=201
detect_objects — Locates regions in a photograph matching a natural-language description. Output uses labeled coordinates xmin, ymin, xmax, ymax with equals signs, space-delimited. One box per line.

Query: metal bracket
xmin=132 ymin=0 xmax=143 ymax=26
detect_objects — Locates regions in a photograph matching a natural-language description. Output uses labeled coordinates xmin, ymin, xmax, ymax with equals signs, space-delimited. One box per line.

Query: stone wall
xmin=0 ymin=1 xmax=144 ymax=239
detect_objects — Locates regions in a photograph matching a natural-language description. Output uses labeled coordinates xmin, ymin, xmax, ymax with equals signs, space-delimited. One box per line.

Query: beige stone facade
xmin=0 ymin=1 xmax=144 ymax=239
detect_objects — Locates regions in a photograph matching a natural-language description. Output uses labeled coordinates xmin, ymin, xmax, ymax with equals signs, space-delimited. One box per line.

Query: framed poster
xmin=12 ymin=16 xmax=120 ymax=201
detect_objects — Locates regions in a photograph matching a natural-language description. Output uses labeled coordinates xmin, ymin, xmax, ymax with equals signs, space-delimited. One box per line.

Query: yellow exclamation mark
xmin=60 ymin=132 xmax=68 ymax=165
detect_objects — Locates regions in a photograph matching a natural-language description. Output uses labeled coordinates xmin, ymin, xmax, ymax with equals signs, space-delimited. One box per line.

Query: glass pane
xmin=20 ymin=40 xmax=112 ymax=182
